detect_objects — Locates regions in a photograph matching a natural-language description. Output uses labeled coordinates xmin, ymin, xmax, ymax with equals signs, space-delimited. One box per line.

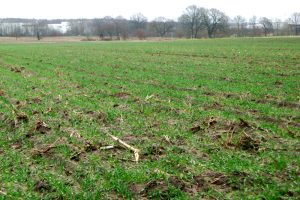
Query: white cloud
xmin=0 ymin=0 xmax=299 ymax=20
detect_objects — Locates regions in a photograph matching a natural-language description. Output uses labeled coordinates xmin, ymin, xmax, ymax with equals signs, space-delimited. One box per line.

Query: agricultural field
xmin=0 ymin=38 xmax=299 ymax=199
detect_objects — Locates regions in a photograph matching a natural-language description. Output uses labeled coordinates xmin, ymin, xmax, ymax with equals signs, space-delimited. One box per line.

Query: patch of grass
xmin=0 ymin=38 xmax=299 ymax=199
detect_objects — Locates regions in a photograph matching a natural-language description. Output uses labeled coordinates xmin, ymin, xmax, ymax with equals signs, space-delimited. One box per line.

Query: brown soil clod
xmin=203 ymin=91 xmax=215 ymax=96
xmin=221 ymin=77 xmax=232 ymax=82
xmin=168 ymin=176 xmax=186 ymax=190
xmin=193 ymin=175 xmax=206 ymax=188
xmin=224 ymin=93 xmax=240 ymax=99
xmin=30 ymin=97 xmax=42 ymax=104
xmin=13 ymin=100 xmax=27 ymax=109
xmin=274 ymin=80 xmax=283 ymax=85
xmin=84 ymin=142 xmax=98 ymax=152
xmin=16 ymin=112 xmax=29 ymax=123
xmin=10 ymin=67 xmax=25 ymax=73
xmin=62 ymin=110 xmax=70 ymax=120
xmin=287 ymin=130 xmax=299 ymax=138
xmin=204 ymin=171 xmax=229 ymax=187
xmin=32 ymin=140 xmax=60 ymax=156
xmin=277 ymin=101 xmax=300 ymax=109
xmin=113 ymin=104 xmax=120 ymax=108
xmin=32 ymin=110 xmax=39 ymax=115
xmin=238 ymin=135 xmax=260 ymax=151
xmin=211 ymin=175 xmax=228 ymax=186
xmin=139 ymin=175 xmax=209 ymax=198
xmin=190 ymin=125 xmax=203 ymax=133
xmin=129 ymin=183 xmax=145 ymax=195
xmin=113 ymin=92 xmax=131 ymax=99
xmin=33 ymin=180 xmax=51 ymax=192
xmin=8 ymin=119 xmax=17 ymax=130
xmin=35 ymin=121 xmax=51 ymax=134
xmin=206 ymin=117 xmax=218 ymax=128
xmin=239 ymin=118 xmax=252 ymax=128
xmin=0 ymin=90 xmax=5 ymax=96
xmin=140 ymin=179 xmax=169 ymax=197
xmin=229 ymin=171 xmax=250 ymax=190
xmin=203 ymin=102 xmax=223 ymax=110
xmin=11 ymin=140 xmax=22 ymax=150
xmin=25 ymin=132 xmax=34 ymax=138
xmin=64 ymin=128 xmax=82 ymax=138
xmin=0 ymin=112 xmax=5 ymax=120
xmin=70 ymin=152 xmax=82 ymax=162
xmin=86 ymin=111 xmax=108 ymax=123
xmin=256 ymin=99 xmax=300 ymax=109
xmin=96 ymin=111 xmax=108 ymax=123
xmin=143 ymin=145 xmax=165 ymax=156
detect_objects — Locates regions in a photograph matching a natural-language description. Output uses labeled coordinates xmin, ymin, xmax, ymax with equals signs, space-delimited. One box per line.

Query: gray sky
xmin=1 ymin=0 xmax=299 ymax=21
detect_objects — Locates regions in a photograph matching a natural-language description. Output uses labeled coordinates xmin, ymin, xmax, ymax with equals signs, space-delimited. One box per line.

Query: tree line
xmin=0 ymin=5 xmax=299 ymax=40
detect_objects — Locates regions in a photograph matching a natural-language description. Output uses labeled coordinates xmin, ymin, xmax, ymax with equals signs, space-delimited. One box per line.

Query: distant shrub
xmin=81 ymin=37 xmax=97 ymax=41
xmin=102 ymin=38 xmax=113 ymax=41
xmin=136 ymin=29 xmax=146 ymax=40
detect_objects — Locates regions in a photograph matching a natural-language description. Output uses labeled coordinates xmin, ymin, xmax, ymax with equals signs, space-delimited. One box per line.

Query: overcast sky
xmin=0 ymin=0 xmax=299 ymax=21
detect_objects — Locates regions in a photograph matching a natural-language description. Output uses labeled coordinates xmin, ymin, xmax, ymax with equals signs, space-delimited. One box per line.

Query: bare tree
xmin=178 ymin=5 xmax=203 ymax=38
xmin=115 ymin=16 xmax=129 ymax=40
xmin=288 ymin=12 xmax=300 ymax=35
xmin=274 ymin=19 xmax=282 ymax=36
xmin=202 ymin=8 xmax=229 ymax=38
xmin=67 ymin=19 xmax=86 ymax=36
xmin=130 ymin=13 xmax=148 ymax=39
xmin=22 ymin=20 xmax=47 ymax=40
xmin=77 ymin=19 xmax=85 ymax=36
xmin=92 ymin=17 xmax=115 ymax=40
xmin=151 ymin=17 xmax=174 ymax=37
xmin=259 ymin=17 xmax=273 ymax=36
xmin=0 ymin=19 xmax=3 ymax=36
xmin=130 ymin=13 xmax=147 ymax=30
xmin=35 ymin=22 xmax=42 ymax=40
xmin=92 ymin=18 xmax=104 ymax=39
xmin=102 ymin=16 xmax=115 ymax=39
xmin=249 ymin=16 xmax=257 ymax=36
xmin=233 ymin=15 xmax=246 ymax=36
xmin=12 ymin=24 xmax=22 ymax=40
